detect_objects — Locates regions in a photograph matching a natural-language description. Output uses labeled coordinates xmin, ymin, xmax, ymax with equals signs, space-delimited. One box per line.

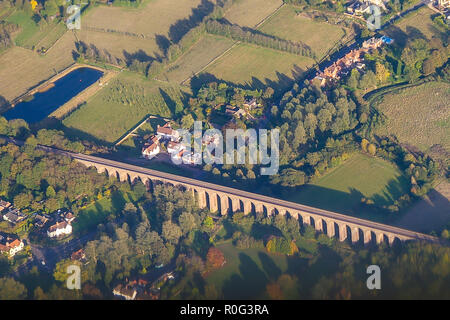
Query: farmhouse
xmin=167 ymin=141 xmax=185 ymax=155
xmin=0 ymin=200 xmax=11 ymax=212
xmin=0 ymin=233 xmax=24 ymax=257
xmin=225 ymin=105 xmax=247 ymax=118
xmin=113 ymin=284 xmax=137 ymax=300
xmin=47 ymin=221 xmax=72 ymax=238
xmin=157 ymin=123 xmax=179 ymax=141
xmin=71 ymin=248 xmax=87 ymax=263
xmin=142 ymin=135 xmax=160 ymax=159
xmin=34 ymin=214 xmax=49 ymax=228
xmin=64 ymin=212 xmax=76 ymax=224
xmin=2 ymin=208 xmax=26 ymax=224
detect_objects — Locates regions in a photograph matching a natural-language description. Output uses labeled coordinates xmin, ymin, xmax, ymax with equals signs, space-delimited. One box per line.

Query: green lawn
xmin=63 ymin=72 xmax=190 ymax=143
xmin=284 ymin=153 xmax=410 ymax=219
xmin=73 ymin=190 xmax=131 ymax=234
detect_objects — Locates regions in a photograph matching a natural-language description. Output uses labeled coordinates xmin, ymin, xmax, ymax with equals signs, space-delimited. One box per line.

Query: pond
xmin=2 ymin=67 xmax=103 ymax=123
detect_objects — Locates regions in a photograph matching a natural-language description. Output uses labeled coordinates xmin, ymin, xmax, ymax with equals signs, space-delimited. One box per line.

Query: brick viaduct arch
xmin=73 ymin=155 xmax=439 ymax=246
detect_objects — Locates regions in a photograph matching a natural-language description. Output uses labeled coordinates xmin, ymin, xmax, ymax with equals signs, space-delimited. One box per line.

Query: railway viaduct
xmin=69 ymin=152 xmax=438 ymax=246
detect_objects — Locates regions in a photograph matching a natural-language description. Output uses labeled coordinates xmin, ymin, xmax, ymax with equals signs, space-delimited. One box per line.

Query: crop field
xmin=223 ymin=0 xmax=283 ymax=27
xmin=374 ymin=81 xmax=450 ymax=153
xmin=258 ymin=5 xmax=348 ymax=59
xmin=63 ymin=72 xmax=189 ymax=143
xmin=158 ymin=34 xmax=235 ymax=83
xmin=203 ymin=42 xmax=314 ymax=91
xmin=77 ymin=0 xmax=204 ymax=61
xmin=0 ymin=32 xmax=77 ymax=101
xmin=286 ymin=153 xmax=409 ymax=217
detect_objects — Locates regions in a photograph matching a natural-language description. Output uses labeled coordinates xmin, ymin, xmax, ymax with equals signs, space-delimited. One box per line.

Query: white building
xmin=142 ymin=135 xmax=160 ymax=159
xmin=47 ymin=221 xmax=72 ymax=238
xmin=0 ymin=234 xmax=24 ymax=257
xmin=167 ymin=141 xmax=185 ymax=155
xmin=156 ymin=123 xmax=179 ymax=141
xmin=113 ymin=284 xmax=137 ymax=300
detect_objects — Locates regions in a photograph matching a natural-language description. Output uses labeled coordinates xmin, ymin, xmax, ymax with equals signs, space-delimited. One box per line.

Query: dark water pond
xmin=3 ymin=67 xmax=103 ymax=123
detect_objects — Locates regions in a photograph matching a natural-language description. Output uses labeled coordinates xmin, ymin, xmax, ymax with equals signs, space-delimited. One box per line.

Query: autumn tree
xmin=206 ymin=247 xmax=225 ymax=271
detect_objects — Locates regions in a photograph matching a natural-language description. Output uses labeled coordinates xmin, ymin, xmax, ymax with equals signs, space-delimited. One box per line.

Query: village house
xmin=34 ymin=214 xmax=49 ymax=228
xmin=113 ymin=283 xmax=137 ymax=300
xmin=156 ymin=122 xmax=179 ymax=141
xmin=180 ymin=150 xmax=202 ymax=165
xmin=0 ymin=233 xmax=24 ymax=257
xmin=2 ymin=208 xmax=26 ymax=225
xmin=314 ymin=37 xmax=390 ymax=87
xmin=243 ymin=98 xmax=259 ymax=109
xmin=71 ymin=248 xmax=87 ymax=264
xmin=0 ymin=200 xmax=11 ymax=212
xmin=167 ymin=140 xmax=185 ymax=155
xmin=47 ymin=221 xmax=72 ymax=238
xmin=64 ymin=212 xmax=76 ymax=224
xmin=226 ymin=105 xmax=247 ymax=118
xmin=142 ymin=135 xmax=160 ymax=159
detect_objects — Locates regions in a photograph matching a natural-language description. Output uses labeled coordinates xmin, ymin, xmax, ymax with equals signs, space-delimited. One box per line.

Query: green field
xmin=6 ymin=10 xmax=66 ymax=49
xmin=258 ymin=5 xmax=348 ymax=59
xmin=285 ymin=153 xmax=410 ymax=217
xmin=159 ymin=34 xmax=235 ymax=84
xmin=203 ymin=42 xmax=314 ymax=91
xmin=223 ymin=0 xmax=283 ymax=27
xmin=63 ymin=72 xmax=190 ymax=143
xmin=374 ymin=81 xmax=450 ymax=153
xmin=384 ymin=6 xmax=440 ymax=43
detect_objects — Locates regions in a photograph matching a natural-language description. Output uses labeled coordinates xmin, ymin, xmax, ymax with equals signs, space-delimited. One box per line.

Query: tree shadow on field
xmin=159 ymin=88 xmax=178 ymax=117
xmin=35 ymin=117 xmax=112 ymax=148
xmin=258 ymin=252 xmax=281 ymax=281
xmin=155 ymin=35 xmax=171 ymax=57
xmin=222 ymin=253 xmax=268 ymax=299
xmin=168 ymin=0 xmax=215 ymax=44
xmin=123 ymin=49 xmax=153 ymax=66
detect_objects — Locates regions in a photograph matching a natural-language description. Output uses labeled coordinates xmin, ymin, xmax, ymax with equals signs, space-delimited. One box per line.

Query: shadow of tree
xmin=168 ymin=0 xmax=215 ymax=44
xmin=222 ymin=253 xmax=268 ymax=299
xmin=257 ymin=252 xmax=281 ymax=281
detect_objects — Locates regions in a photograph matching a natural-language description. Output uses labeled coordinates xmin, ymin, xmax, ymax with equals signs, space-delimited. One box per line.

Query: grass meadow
xmin=158 ymin=34 xmax=235 ymax=83
xmin=374 ymin=81 xmax=450 ymax=153
xmin=258 ymin=5 xmax=348 ymax=59
xmin=223 ymin=0 xmax=283 ymax=27
xmin=384 ymin=6 xmax=441 ymax=43
xmin=77 ymin=0 xmax=203 ymax=61
xmin=284 ymin=153 xmax=410 ymax=220
xmin=6 ymin=10 xmax=67 ymax=50
xmin=63 ymin=72 xmax=190 ymax=143
xmin=202 ymin=42 xmax=314 ymax=91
